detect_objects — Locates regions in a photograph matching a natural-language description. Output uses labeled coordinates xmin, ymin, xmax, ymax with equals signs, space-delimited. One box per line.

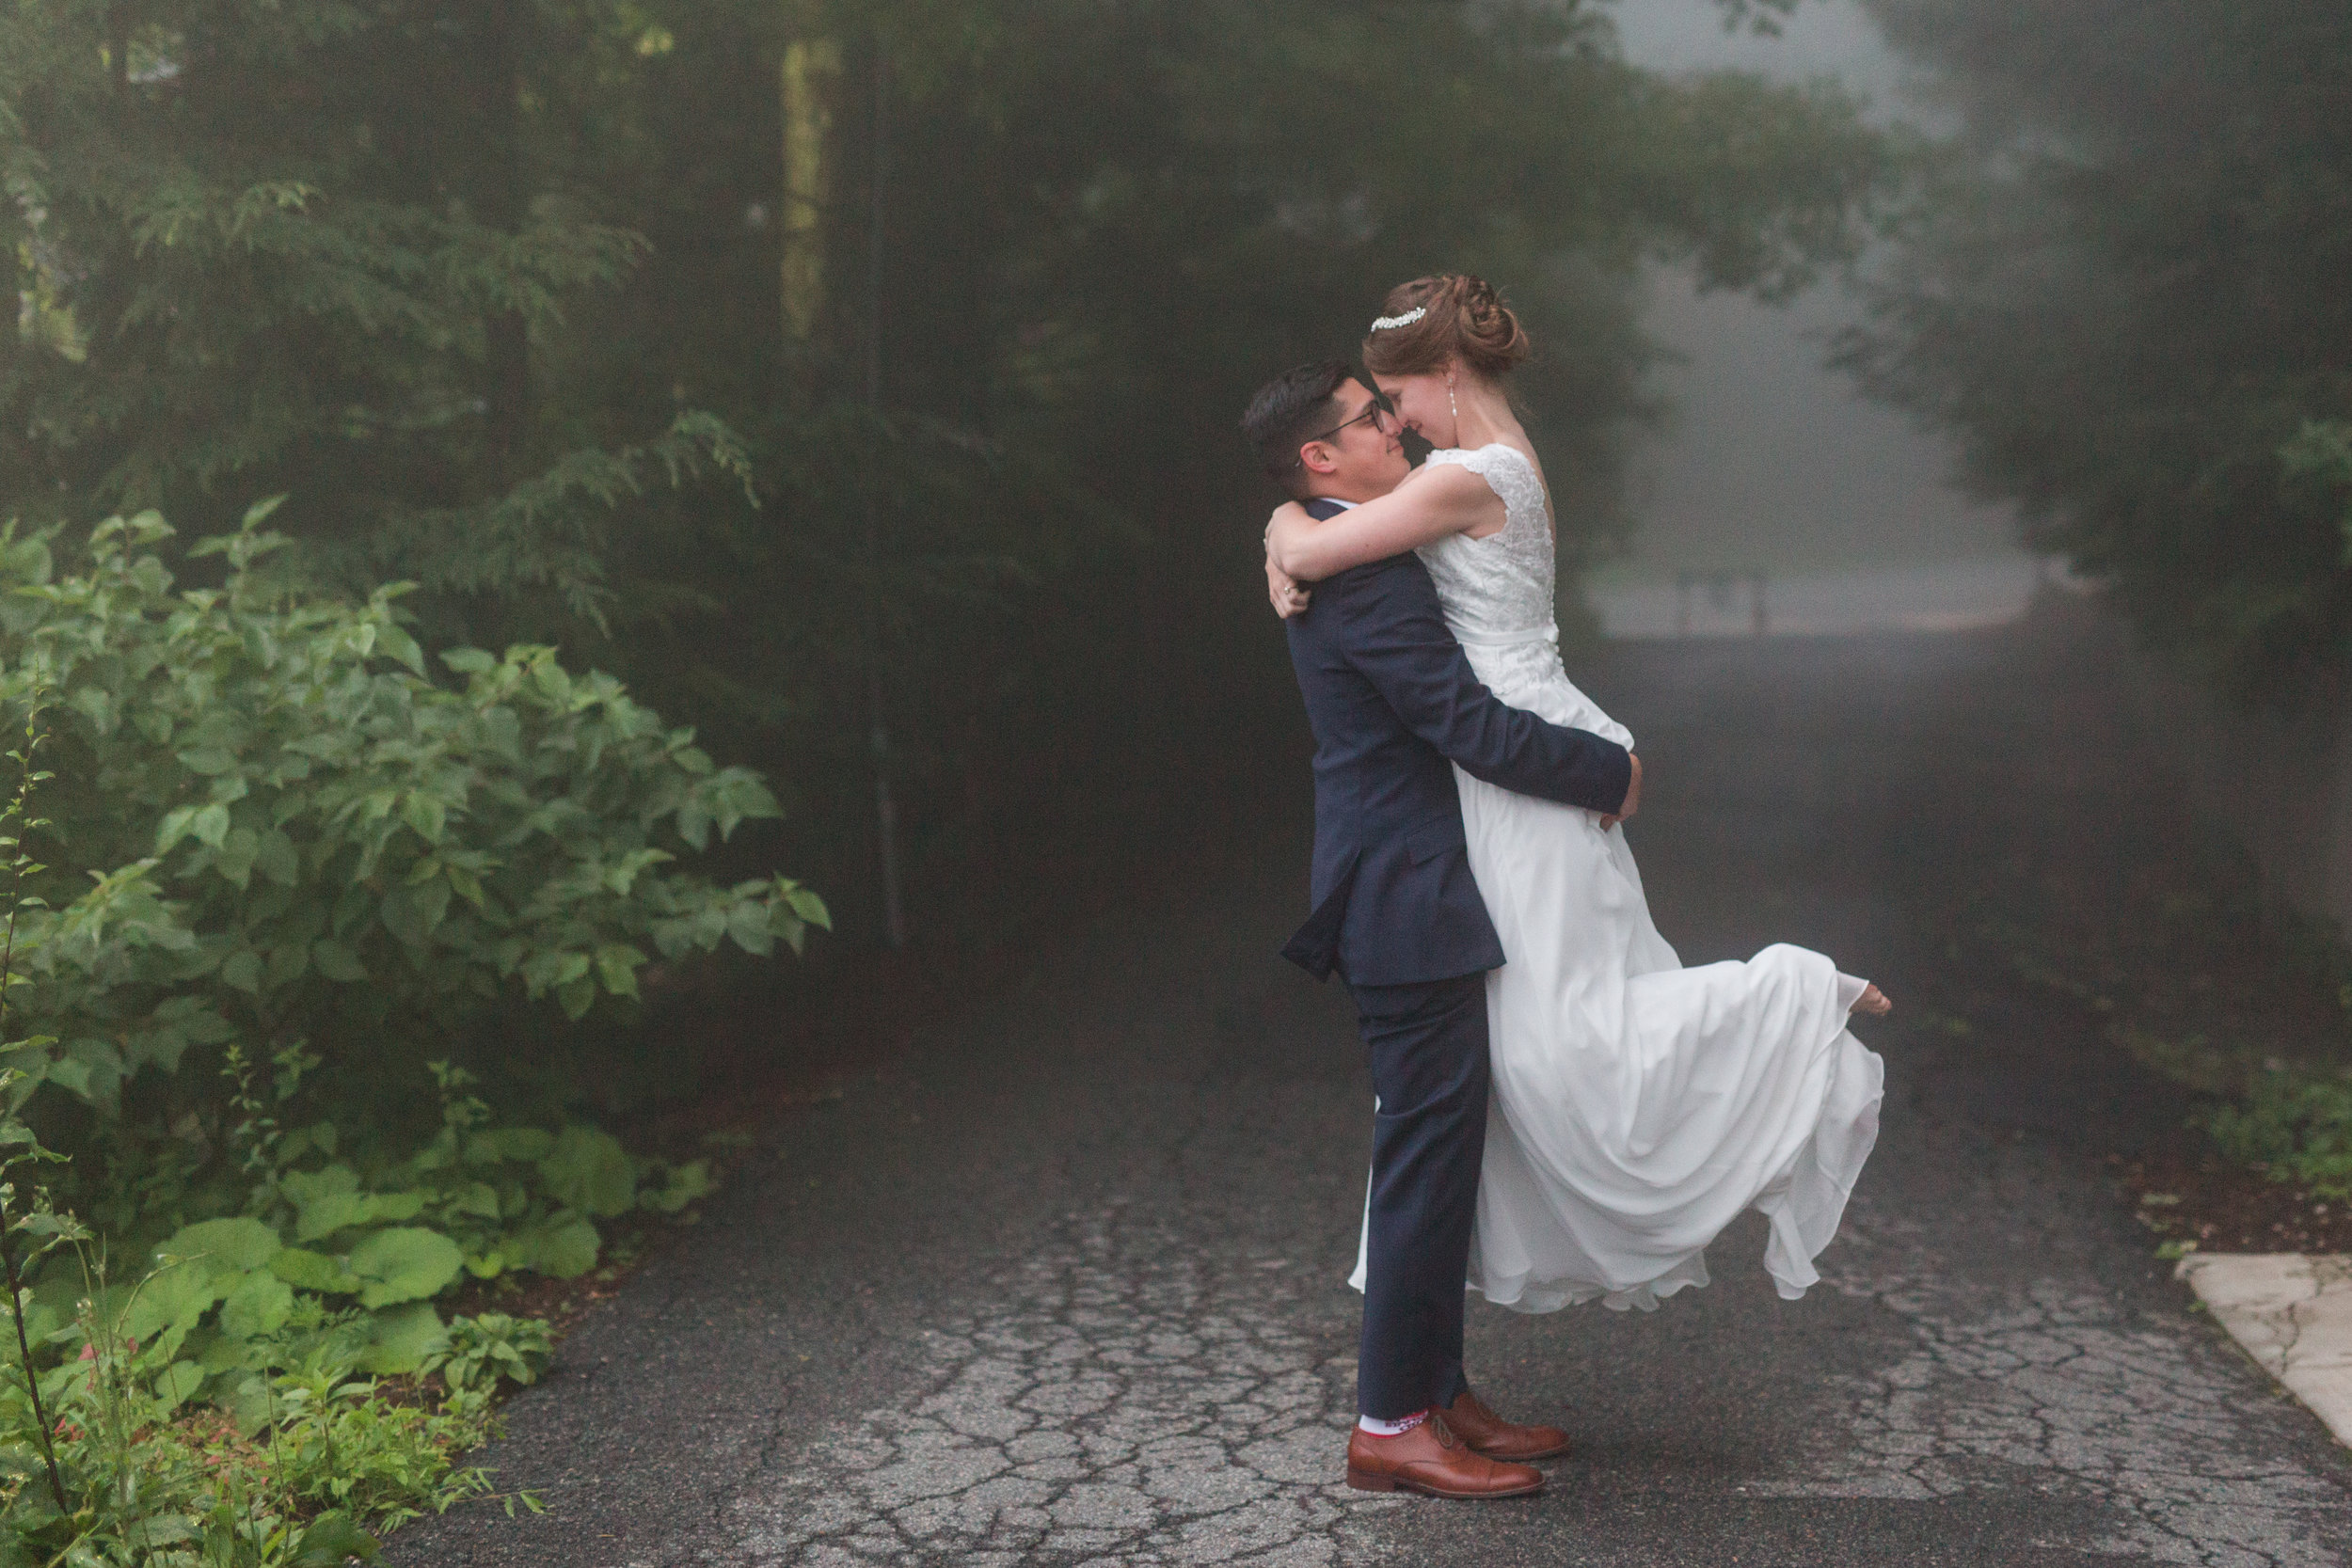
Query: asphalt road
xmin=390 ymin=622 xmax=2352 ymax=1567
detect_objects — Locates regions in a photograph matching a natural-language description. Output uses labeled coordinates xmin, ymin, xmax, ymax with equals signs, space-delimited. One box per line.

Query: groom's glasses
xmin=1299 ymin=393 xmax=1394 ymax=457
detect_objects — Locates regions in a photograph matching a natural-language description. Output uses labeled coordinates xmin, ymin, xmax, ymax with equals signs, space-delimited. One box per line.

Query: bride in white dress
xmin=1265 ymin=274 xmax=1886 ymax=1312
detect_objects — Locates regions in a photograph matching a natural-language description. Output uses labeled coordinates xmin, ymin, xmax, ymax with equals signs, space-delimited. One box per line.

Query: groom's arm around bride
xmin=1240 ymin=362 xmax=1634 ymax=987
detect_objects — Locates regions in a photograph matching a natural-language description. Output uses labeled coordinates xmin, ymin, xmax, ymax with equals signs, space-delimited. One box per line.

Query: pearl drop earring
xmin=1448 ymin=377 xmax=1459 ymax=423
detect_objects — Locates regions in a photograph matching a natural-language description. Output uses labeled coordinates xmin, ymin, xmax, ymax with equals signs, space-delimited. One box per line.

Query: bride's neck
xmin=1452 ymin=382 xmax=1521 ymax=451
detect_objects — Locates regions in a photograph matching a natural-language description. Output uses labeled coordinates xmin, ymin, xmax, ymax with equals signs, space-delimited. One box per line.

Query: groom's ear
xmin=1296 ymin=438 xmax=1341 ymax=479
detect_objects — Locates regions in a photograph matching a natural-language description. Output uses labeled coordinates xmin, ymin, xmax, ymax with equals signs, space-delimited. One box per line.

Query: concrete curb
xmin=2177 ymin=1254 xmax=2352 ymax=1446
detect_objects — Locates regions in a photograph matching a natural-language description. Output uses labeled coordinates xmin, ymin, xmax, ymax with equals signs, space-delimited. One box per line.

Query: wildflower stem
xmin=0 ymin=705 xmax=68 ymax=1518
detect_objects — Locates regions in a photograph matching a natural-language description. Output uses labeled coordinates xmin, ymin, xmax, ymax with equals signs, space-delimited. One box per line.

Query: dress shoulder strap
xmin=1427 ymin=444 xmax=1549 ymax=535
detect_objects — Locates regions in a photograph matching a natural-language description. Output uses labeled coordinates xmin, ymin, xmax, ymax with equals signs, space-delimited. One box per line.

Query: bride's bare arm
xmin=1264 ymin=465 xmax=1503 ymax=582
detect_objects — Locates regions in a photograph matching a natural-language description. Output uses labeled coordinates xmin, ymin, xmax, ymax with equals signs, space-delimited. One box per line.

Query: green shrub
xmin=0 ymin=509 xmax=827 ymax=1554
xmin=0 ymin=715 xmax=512 ymax=1563
xmin=75 ymin=1051 xmax=701 ymax=1426
xmin=2202 ymin=1072 xmax=2352 ymax=1198
xmin=0 ymin=516 xmax=816 ymax=1556
xmin=0 ymin=1277 xmax=516 ymax=1564
xmin=0 ymin=504 xmax=823 ymax=1127
xmin=424 ymin=1314 xmax=555 ymax=1409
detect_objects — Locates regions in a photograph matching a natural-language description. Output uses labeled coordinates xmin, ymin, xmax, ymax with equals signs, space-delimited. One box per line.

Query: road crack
xmin=718 ymin=1202 xmax=1391 ymax=1565
xmin=1752 ymin=1244 xmax=2349 ymax=1566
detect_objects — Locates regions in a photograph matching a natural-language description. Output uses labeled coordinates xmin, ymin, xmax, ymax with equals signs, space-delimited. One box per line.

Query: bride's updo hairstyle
xmin=1361 ymin=273 xmax=1531 ymax=383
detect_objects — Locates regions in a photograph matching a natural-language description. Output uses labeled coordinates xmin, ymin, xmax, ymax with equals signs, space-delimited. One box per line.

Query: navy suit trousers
xmin=1350 ymin=971 xmax=1490 ymax=1419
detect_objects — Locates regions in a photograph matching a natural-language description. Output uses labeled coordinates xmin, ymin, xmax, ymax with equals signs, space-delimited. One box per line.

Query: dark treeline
xmin=3 ymin=0 xmax=1881 ymax=958
xmin=1851 ymin=0 xmax=2352 ymax=699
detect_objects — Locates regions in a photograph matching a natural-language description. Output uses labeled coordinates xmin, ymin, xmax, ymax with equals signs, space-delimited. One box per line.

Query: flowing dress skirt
xmin=1352 ymin=656 xmax=1884 ymax=1312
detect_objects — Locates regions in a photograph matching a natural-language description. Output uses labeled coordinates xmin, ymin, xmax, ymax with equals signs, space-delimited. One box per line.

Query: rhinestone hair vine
xmin=1369 ymin=306 xmax=1427 ymax=332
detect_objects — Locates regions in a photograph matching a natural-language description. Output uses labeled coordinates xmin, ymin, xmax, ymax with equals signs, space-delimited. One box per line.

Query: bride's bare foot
xmin=1852 ymin=984 xmax=1892 ymax=1016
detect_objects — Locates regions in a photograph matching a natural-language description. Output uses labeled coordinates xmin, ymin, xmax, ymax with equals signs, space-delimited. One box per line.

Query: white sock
xmin=1357 ymin=1410 xmax=1429 ymax=1437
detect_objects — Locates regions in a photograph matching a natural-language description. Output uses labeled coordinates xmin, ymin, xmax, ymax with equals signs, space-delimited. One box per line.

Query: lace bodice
xmin=1416 ymin=444 xmax=1556 ymax=645
xmin=1415 ymin=443 xmax=1634 ymax=748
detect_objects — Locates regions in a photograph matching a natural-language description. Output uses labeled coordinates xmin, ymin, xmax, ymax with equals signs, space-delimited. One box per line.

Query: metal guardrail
xmin=1674 ymin=569 xmax=1769 ymax=637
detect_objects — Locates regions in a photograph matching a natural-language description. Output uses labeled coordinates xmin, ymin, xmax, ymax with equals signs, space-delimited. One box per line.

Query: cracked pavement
xmin=723 ymin=1204 xmax=1394 ymax=1566
xmin=390 ymin=626 xmax=2352 ymax=1566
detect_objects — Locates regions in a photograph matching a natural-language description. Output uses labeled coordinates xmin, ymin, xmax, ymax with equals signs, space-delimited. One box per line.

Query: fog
xmin=1605 ymin=0 xmax=2021 ymax=606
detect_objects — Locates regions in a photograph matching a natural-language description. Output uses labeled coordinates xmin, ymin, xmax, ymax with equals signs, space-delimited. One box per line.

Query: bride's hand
xmin=1265 ymin=500 xmax=1316 ymax=578
xmin=1265 ymin=548 xmax=1310 ymax=619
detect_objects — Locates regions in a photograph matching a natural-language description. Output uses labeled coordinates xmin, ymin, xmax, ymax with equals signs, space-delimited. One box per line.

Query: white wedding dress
xmin=1348 ymin=443 xmax=1885 ymax=1312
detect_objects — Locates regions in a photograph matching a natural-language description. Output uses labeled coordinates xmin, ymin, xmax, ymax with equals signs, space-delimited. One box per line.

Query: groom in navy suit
xmin=1241 ymin=363 xmax=1640 ymax=1499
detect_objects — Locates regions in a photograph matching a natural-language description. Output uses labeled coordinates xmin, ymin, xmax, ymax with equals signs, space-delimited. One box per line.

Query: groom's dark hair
xmin=1242 ymin=361 xmax=1353 ymax=499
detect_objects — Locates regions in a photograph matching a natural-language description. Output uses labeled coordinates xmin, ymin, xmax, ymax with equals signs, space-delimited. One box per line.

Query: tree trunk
xmin=482 ymin=0 xmax=531 ymax=472
xmin=780 ymin=36 xmax=842 ymax=343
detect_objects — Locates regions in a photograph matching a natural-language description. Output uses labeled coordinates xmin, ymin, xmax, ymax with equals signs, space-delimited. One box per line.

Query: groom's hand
xmin=1599 ymin=752 xmax=1642 ymax=830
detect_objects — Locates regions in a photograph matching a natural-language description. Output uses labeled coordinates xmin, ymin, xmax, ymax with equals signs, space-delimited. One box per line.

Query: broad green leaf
xmin=312 ymin=940 xmax=367 ymax=982
xmin=269 ymin=1247 xmax=361 ymax=1294
xmin=595 ymin=943 xmax=643 ymax=998
xmin=400 ymin=790 xmax=447 ymax=845
xmin=377 ymin=624 xmax=425 ymax=675
xmin=119 ymin=1513 xmax=199 ymax=1547
xmin=213 ymin=827 xmax=258 ymax=888
xmin=555 ymin=975 xmax=596 ymax=1020
xmin=445 ymin=861 xmax=486 ymax=907
xmin=154 ymin=1359 xmax=207 ymax=1411
xmin=265 ymin=940 xmax=310 ymax=987
xmin=189 ymin=801 xmax=231 ymax=847
xmin=355 ymin=1302 xmax=449 ymax=1378
xmin=217 ymin=1269 xmax=294 ymax=1342
xmin=641 ymin=1158 xmax=716 ymax=1214
xmin=121 ymin=1263 xmax=230 ymax=1344
xmin=787 ymin=883 xmax=833 ymax=927
xmin=154 ymin=804 xmax=200 ymax=855
xmin=726 ymin=897 xmax=776 ymax=957
xmin=254 ymin=829 xmax=299 ymax=886
xmin=504 ymin=1215 xmax=600 ymax=1279
xmin=347 ymin=1227 xmax=464 ymax=1307
xmin=540 ymin=1125 xmax=637 ymax=1216
xmin=43 ymin=1053 xmax=93 ymax=1101
xmin=450 ymin=1180 xmax=502 ymax=1219
xmin=280 ymin=1164 xmax=359 ymax=1208
xmin=219 ymin=948 xmax=262 ymax=993
xmin=294 ymin=1189 xmax=425 ymax=1243
xmin=222 ymin=1370 xmax=275 ymax=1437
xmin=290 ymin=1512 xmax=382 ymax=1565
xmin=531 ymin=658 xmax=572 ymax=705
xmin=468 ymin=1126 xmax=555 ymax=1164
xmin=157 ymin=1216 xmax=282 ymax=1274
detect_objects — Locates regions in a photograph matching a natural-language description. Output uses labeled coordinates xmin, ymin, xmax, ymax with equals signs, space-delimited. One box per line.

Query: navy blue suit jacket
xmin=1279 ymin=504 xmax=1632 ymax=986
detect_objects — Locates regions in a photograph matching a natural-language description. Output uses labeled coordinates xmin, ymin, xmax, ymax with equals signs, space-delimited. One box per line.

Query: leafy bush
xmin=424 ymin=1315 xmax=555 ymax=1409
xmin=0 ymin=1279 xmax=516 ymax=1565
xmin=74 ymin=1052 xmax=707 ymax=1427
xmin=2202 ymin=1073 xmax=2352 ymax=1199
xmin=0 ymin=720 xmax=511 ymax=1564
xmin=0 ymin=509 xmax=823 ymax=1555
xmin=0 ymin=505 xmax=824 ymax=1125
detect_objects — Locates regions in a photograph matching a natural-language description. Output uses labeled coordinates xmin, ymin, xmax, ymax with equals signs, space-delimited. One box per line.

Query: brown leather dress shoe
xmin=1441 ymin=1389 xmax=1572 ymax=1462
xmin=1344 ymin=1413 xmax=1546 ymax=1498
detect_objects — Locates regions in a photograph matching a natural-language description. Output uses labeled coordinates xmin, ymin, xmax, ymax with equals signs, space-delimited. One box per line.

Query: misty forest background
xmin=0 ymin=0 xmax=2348 ymax=1549
xmin=0 ymin=0 xmax=1890 ymax=1117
